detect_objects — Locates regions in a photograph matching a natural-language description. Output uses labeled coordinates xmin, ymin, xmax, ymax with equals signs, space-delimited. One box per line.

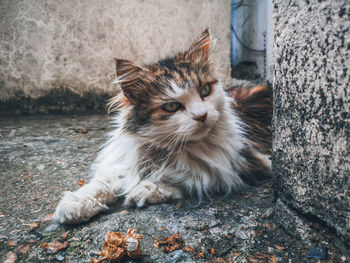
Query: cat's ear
xmin=113 ymin=58 xmax=145 ymax=104
xmin=184 ymin=28 xmax=211 ymax=62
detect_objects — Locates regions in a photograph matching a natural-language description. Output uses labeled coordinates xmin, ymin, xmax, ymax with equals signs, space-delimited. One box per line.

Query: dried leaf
xmin=8 ymin=239 xmax=18 ymax=247
xmin=77 ymin=179 xmax=86 ymax=187
xmin=150 ymin=233 xmax=204 ymax=258
xmin=61 ymin=231 xmax=70 ymax=239
xmin=91 ymin=228 xmax=143 ymax=263
xmin=264 ymin=223 xmax=271 ymax=229
xmin=255 ymin=252 xmax=269 ymax=259
xmin=40 ymin=241 xmax=67 ymax=253
xmin=3 ymin=251 xmax=17 ymax=263
xmin=233 ymin=252 xmax=240 ymax=257
xmin=23 ymin=222 xmax=39 ymax=228
xmin=208 ymin=248 xmax=215 ymax=254
xmin=247 ymin=257 xmax=259 ymax=263
xmin=16 ymin=244 xmax=30 ymax=254
xmin=154 ymin=233 xmax=184 ymax=253
xmin=274 ymin=244 xmax=285 ymax=250
xmin=211 ymin=258 xmax=226 ymax=263
xmin=159 ymin=226 xmax=166 ymax=232
xmin=269 ymin=255 xmax=278 ymax=263
xmin=183 ymin=246 xmax=204 ymax=258
xmin=42 ymin=213 xmax=53 ymax=222
xmin=124 ymin=228 xmax=143 ymax=258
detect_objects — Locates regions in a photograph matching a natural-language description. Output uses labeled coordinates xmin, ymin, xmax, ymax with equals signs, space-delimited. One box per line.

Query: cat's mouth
xmin=188 ymin=123 xmax=212 ymax=141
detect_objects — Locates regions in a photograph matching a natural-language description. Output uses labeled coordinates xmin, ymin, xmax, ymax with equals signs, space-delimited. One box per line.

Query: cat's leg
xmin=124 ymin=181 xmax=182 ymax=207
xmin=53 ymin=178 xmax=120 ymax=224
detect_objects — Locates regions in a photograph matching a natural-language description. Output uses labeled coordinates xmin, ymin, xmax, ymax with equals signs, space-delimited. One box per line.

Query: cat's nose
xmin=193 ymin=112 xmax=207 ymax=122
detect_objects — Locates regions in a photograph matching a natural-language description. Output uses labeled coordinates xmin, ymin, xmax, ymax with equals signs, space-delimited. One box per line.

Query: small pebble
xmin=30 ymin=231 xmax=42 ymax=240
xmin=44 ymin=223 xmax=59 ymax=232
xmin=307 ymin=246 xmax=326 ymax=259
xmin=56 ymin=254 xmax=65 ymax=261
xmin=265 ymin=207 xmax=275 ymax=218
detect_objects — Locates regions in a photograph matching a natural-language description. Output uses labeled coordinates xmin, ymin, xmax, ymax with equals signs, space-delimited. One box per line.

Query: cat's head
xmin=110 ymin=29 xmax=227 ymax=146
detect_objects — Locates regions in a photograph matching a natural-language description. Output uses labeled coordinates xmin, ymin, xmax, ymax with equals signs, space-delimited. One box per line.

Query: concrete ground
xmin=0 ymin=115 xmax=348 ymax=262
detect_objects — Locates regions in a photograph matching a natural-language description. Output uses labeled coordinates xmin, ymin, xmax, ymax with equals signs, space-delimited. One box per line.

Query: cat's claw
xmin=124 ymin=182 xmax=182 ymax=207
xmin=53 ymin=191 xmax=108 ymax=224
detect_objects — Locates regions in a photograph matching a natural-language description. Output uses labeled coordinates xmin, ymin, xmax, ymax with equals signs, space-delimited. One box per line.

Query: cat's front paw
xmin=124 ymin=182 xmax=182 ymax=207
xmin=53 ymin=191 xmax=108 ymax=224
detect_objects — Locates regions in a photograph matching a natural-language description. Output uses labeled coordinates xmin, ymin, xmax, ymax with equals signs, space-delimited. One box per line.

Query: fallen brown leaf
xmin=210 ymin=258 xmax=226 ymax=263
xmin=183 ymin=246 xmax=204 ymax=258
xmin=255 ymin=252 xmax=269 ymax=259
xmin=42 ymin=213 xmax=53 ymax=222
xmin=149 ymin=233 xmax=204 ymax=258
xmin=3 ymin=251 xmax=17 ymax=263
xmin=40 ymin=241 xmax=67 ymax=254
xmin=247 ymin=257 xmax=259 ymax=263
xmin=8 ymin=239 xmax=18 ymax=247
xmin=208 ymin=248 xmax=215 ymax=254
xmin=77 ymin=179 xmax=86 ymax=187
xmin=269 ymin=255 xmax=278 ymax=263
xmin=264 ymin=223 xmax=271 ymax=229
xmin=233 ymin=252 xmax=240 ymax=257
xmin=154 ymin=233 xmax=184 ymax=253
xmin=274 ymin=244 xmax=285 ymax=250
xmin=16 ymin=244 xmax=30 ymax=254
xmin=61 ymin=231 xmax=70 ymax=239
xmin=91 ymin=228 xmax=143 ymax=263
xmin=159 ymin=226 xmax=166 ymax=232
xmin=23 ymin=222 xmax=39 ymax=228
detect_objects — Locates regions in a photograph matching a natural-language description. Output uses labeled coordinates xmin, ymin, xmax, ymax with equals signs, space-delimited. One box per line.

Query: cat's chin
xmin=187 ymin=124 xmax=212 ymax=142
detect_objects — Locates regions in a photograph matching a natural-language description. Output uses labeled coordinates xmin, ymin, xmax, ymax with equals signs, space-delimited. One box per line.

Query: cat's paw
xmin=124 ymin=182 xmax=182 ymax=207
xmin=53 ymin=191 xmax=108 ymax=224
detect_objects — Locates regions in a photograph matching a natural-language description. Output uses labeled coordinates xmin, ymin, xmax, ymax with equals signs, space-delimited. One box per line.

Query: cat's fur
xmin=53 ymin=29 xmax=272 ymax=224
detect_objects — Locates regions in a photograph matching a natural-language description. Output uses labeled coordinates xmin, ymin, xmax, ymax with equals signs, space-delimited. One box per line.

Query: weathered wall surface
xmin=272 ymin=0 xmax=350 ymax=243
xmin=0 ymin=0 xmax=231 ymax=114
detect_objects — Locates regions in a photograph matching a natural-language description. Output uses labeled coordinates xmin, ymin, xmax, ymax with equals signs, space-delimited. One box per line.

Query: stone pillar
xmin=272 ymin=0 xmax=350 ymax=243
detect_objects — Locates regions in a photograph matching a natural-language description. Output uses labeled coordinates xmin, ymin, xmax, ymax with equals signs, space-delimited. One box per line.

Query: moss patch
xmin=0 ymin=86 xmax=112 ymax=116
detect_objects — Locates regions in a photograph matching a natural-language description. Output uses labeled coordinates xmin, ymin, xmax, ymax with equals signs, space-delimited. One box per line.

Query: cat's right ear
xmin=113 ymin=58 xmax=146 ymax=104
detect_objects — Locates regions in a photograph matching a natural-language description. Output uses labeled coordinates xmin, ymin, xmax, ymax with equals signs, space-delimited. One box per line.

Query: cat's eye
xmin=200 ymin=84 xmax=212 ymax=97
xmin=162 ymin=102 xmax=182 ymax=112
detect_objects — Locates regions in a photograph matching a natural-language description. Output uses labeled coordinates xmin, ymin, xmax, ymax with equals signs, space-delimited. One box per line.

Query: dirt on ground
xmin=0 ymin=115 xmax=348 ymax=262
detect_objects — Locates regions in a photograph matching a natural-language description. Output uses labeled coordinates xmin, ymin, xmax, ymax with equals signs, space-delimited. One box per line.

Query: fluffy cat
xmin=53 ymin=29 xmax=272 ymax=224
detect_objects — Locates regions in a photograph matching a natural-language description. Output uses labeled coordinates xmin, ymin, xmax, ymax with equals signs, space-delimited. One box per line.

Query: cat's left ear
xmin=184 ymin=28 xmax=211 ymax=62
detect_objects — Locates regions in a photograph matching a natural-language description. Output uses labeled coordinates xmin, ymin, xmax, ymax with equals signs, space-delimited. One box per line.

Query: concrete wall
xmin=272 ymin=0 xmax=350 ymax=243
xmin=0 ymin=0 xmax=231 ymax=114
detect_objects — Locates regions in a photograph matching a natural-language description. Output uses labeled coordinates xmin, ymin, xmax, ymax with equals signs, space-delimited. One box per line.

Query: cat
xmin=53 ymin=29 xmax=272 ymax=224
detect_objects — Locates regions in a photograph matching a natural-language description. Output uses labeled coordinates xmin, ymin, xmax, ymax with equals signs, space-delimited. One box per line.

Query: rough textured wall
xmin=0 ymin=0 xmax=231 ymax=114
xmin=272 ymin=0 xmax=350 ymax=243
